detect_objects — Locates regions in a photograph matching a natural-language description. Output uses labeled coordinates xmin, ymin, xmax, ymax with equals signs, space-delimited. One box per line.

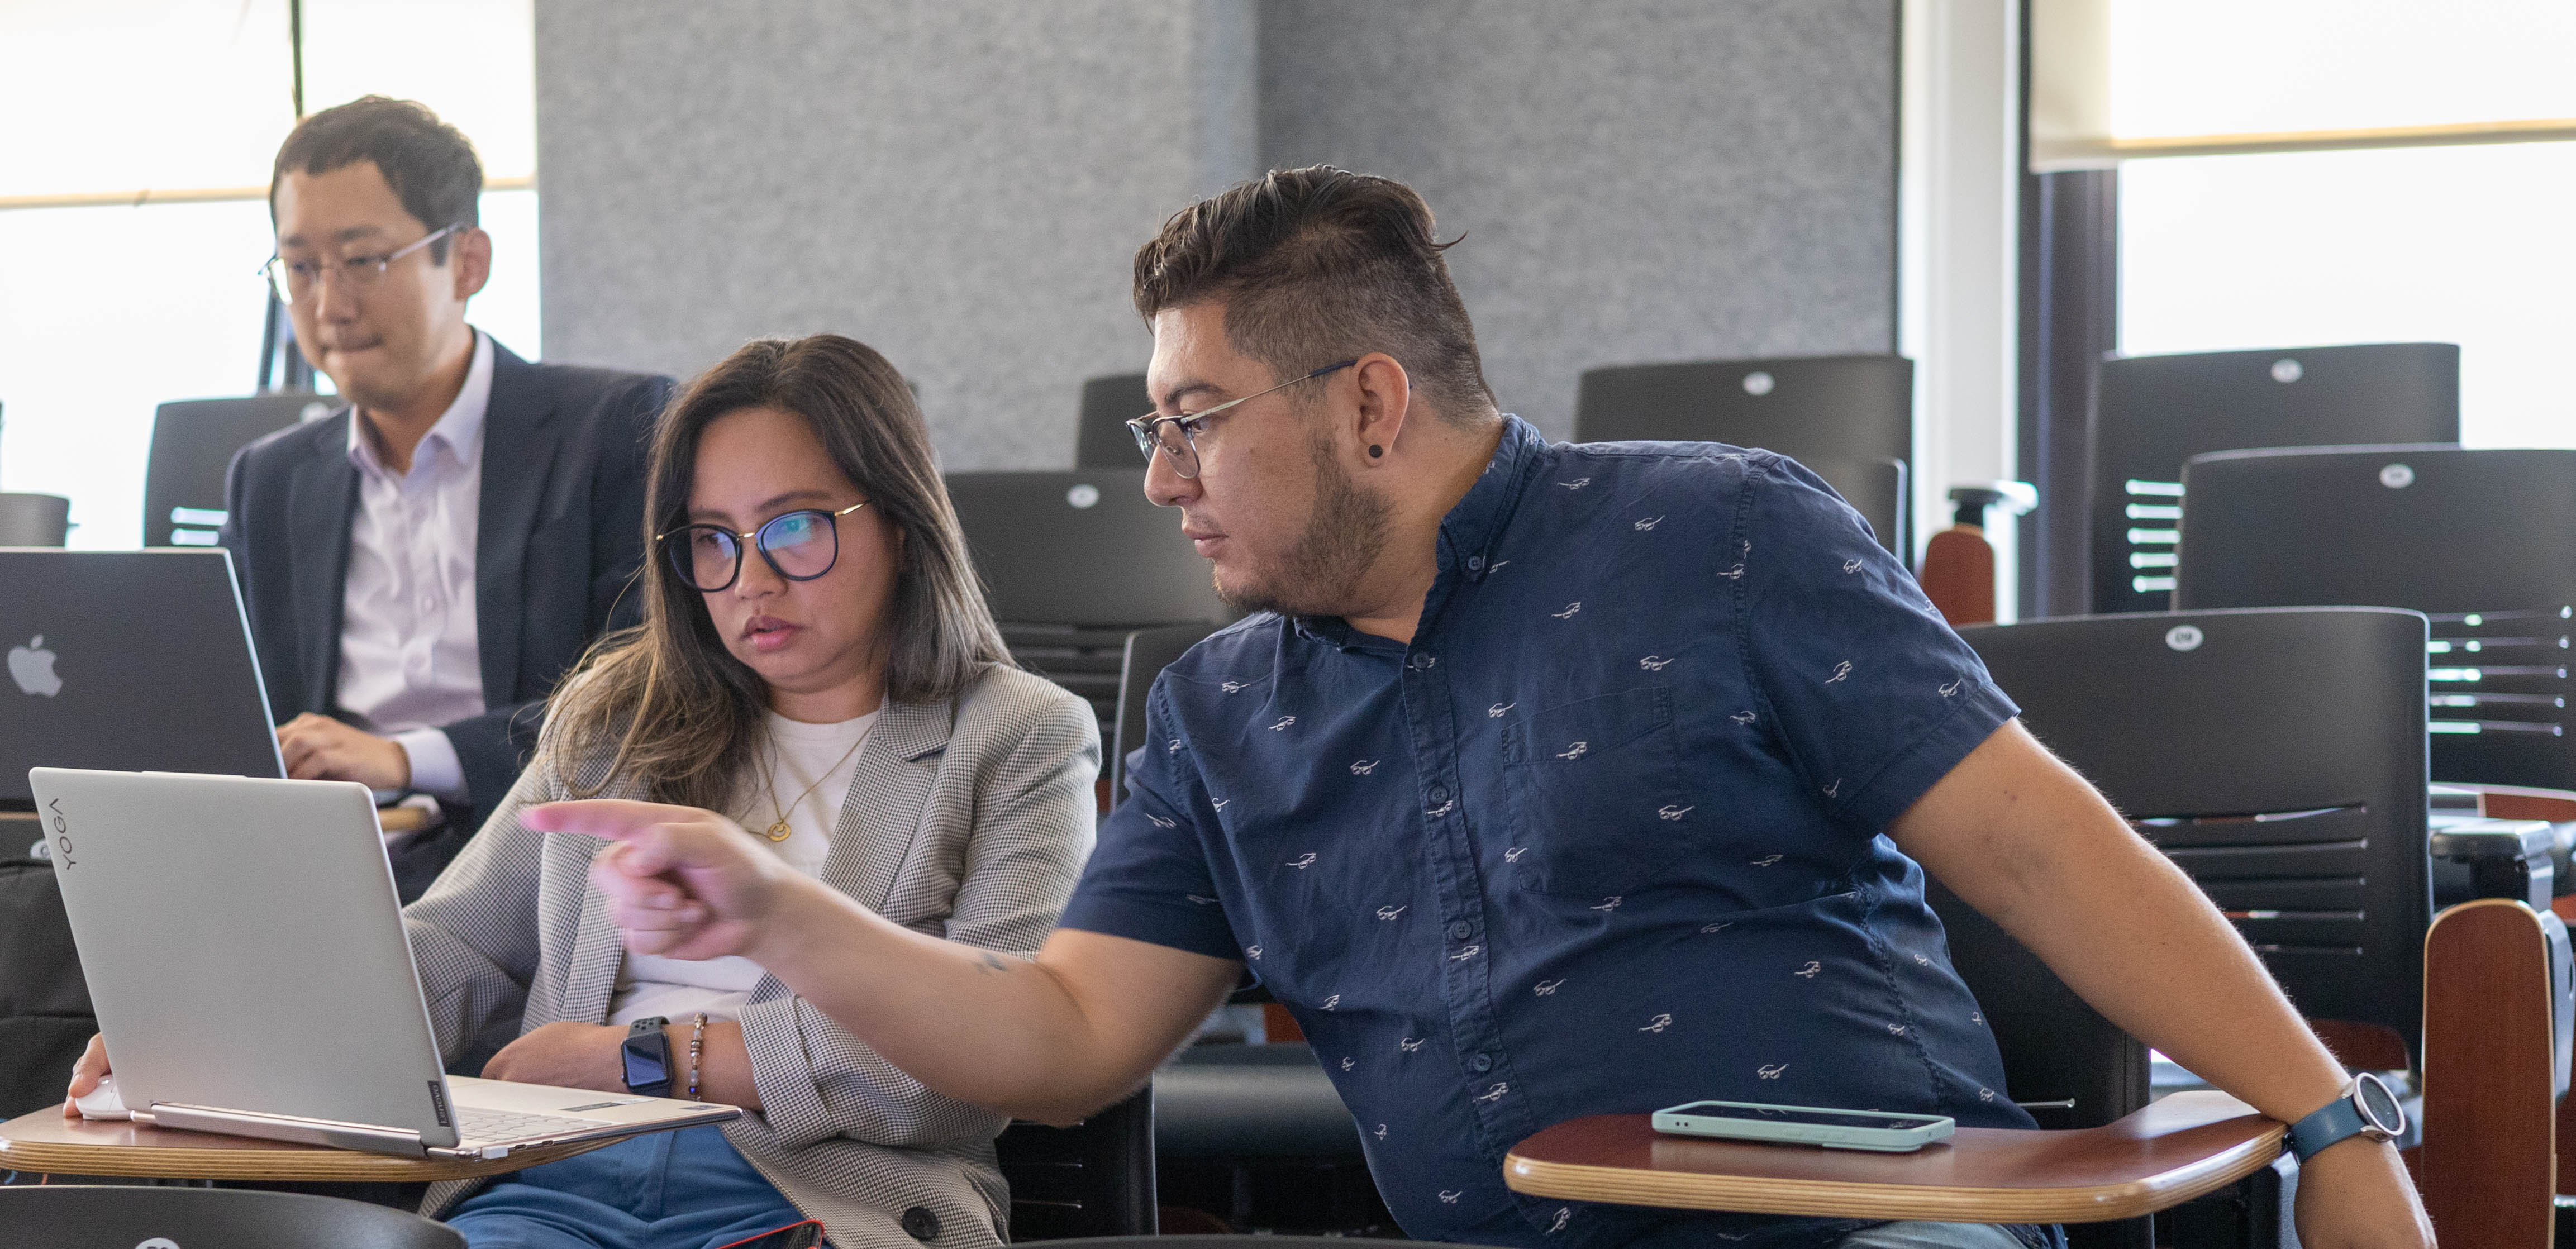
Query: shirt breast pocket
xmin=1499 ymin=685 xmax=1696 ymax=899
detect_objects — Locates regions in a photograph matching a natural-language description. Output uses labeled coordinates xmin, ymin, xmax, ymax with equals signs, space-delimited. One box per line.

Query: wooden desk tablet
xmin=1503 ymin=1090 xmax=2285 ymax=1224
xmin=0 ymin=1106 xmax=614 ymax=1183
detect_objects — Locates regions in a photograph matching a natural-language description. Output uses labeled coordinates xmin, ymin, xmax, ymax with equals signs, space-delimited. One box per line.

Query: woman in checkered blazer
xmin=403 ymin=333 xmax=1100 ymax=1248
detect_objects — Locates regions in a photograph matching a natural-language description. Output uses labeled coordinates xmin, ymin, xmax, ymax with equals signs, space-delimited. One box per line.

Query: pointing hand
xmin=530 ymin=799 xmax=806 ymax=962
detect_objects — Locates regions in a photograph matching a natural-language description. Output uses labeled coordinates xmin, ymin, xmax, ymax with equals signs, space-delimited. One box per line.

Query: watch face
xmin=2354 ymin=1074 xmax=2404 ymax=1133
xmin=622 ymin=1032 xmax=672 ymax=1092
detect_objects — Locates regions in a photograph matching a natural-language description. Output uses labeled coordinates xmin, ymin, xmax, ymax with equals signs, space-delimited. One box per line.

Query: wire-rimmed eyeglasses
xmin=658 ymin=501 xmax=872 ymax=593
xmin=260 ymin=224 xmax=463 ymax=304
xmin=1125 ymin=359 xmax=1359 ymax=479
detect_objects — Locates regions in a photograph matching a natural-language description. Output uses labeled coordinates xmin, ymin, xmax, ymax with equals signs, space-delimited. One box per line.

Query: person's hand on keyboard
xmin=481 ymin=1021 xmax=628 ymax=1094
xmin=277 ymin=712 xmax=412 ymax=790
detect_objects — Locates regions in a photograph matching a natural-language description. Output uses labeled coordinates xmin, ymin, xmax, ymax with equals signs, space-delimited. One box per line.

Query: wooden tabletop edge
xmin=0 ymin=1127 xmax=612 ymax=1181
xmin=1502 ymin=1133 xmax=2285 ymax=1223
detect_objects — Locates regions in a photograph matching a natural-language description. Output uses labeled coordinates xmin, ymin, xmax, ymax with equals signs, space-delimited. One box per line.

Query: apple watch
xmin=2286 ymin=1072 xmax=2405 ymax=1162
xmin=621 ymin=1016 xmax=674 ymax=1097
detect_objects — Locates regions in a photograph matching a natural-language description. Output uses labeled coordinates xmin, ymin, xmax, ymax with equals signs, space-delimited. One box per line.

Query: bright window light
xmin=0 ymin=1 xmax=295 ymax=198
xmin=301 ymin=0 xmax=536 ymax=181
xmin=0 ymin=192 xmax=541 ymax=550
xmin=0 ymin=1 xmax=537 ymax=550
xmin=2121 ymin=142 xmax=2576 ymax=450
xmin=2106 ymin=0 xmax=2576 ymax=140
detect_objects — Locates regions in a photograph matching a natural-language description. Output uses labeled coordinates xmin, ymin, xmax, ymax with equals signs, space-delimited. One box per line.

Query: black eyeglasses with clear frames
xmin=1125 ymin=359 xmax=1359 ymax=479
xmin=659 ymin=501 xmax=871 ymax=593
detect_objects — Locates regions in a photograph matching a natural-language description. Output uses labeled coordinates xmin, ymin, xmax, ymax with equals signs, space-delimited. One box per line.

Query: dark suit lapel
xmin=475 ymin=341 xmax=564 ymax=706
xmin=285 ymin=415 xmax=359 ymax=713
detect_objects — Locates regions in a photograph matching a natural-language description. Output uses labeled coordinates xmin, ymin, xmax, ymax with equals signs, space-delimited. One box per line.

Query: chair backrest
xmin=2090 ymin=342 xmax=2458 ymax=614
xmin=144 ymin=394 xmax=329 ymax=547
xmin=0 ymin=1185 xmax=461 ymax=1248
xmin=0 ymin=493 xmax=70 ymax=546
xmin=1076 ymin=373 xmax=1153 ymax=469
xmin=994 ymin=1085 xmax=1158 ymax=1240
xmin=1962 ymin=607 xmax=2433 ymax=1065
xmin=1575 ymin=355 xmax=1913 ymax=553
xmin=1113 ymin=624 xmax=1217 ymax=802
xmin=1575 ymin=354 xmax=1912 ymax=463
xmin=945 ymin=469 xmax=1229 ymax=751
xmin=2174 ymin=445 xmax=2576 ymax=793
xmin=1925 ymin=875 xmax=2147 ymax=1132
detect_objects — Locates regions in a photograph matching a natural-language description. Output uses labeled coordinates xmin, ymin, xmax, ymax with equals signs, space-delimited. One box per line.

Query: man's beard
xmin=1216 ymin=433 xmax=1392 ymax=619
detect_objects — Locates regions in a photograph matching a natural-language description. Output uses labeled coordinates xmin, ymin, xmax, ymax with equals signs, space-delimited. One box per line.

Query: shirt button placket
xmin=1399 ymin=642 xmax=1530 ymax=1157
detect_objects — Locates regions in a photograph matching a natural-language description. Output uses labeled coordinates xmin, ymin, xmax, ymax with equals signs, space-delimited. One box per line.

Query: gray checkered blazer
xmin=402 ymin=664 xmax=1099 ymax=1248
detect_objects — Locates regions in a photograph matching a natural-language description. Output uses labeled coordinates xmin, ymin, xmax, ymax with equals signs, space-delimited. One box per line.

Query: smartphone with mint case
xmin=1651 ymin=1099 xmax=1955 ymax=1152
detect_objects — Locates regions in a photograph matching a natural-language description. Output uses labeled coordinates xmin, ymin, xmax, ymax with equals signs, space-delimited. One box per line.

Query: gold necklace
xmin=757 ymin=726 xmax=870 ymax=842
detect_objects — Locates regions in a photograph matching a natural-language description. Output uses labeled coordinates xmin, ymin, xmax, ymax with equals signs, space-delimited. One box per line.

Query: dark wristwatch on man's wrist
xmin=2287 ymin=1072 xmax=2405 ymax=1161
xmin=621 ymin=1016 xmax=673 ymax=1097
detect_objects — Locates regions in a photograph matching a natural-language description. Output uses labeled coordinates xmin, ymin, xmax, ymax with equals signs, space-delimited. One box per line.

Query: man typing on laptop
xmin=223 ymin=96 xmax=669 ymax=899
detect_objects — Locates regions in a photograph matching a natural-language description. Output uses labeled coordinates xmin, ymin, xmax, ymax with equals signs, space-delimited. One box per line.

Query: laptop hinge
xmin=145 ymin=1102 xmax=430 ymax=1157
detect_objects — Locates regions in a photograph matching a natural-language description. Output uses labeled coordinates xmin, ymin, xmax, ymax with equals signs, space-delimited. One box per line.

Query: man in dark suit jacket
xmin=222 ymin=97 xmax=671 ymax=898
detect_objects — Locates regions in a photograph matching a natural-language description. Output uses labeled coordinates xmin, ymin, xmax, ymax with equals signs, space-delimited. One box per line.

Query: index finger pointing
xmin=521 ymin=799 xmax=698 ymax=842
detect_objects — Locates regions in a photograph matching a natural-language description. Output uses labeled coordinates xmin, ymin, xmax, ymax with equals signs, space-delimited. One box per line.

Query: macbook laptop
xmin=0 ymin=550 xmax=284 ymax=812
xmin=31 ymin=766 xmax=739 ymax=1159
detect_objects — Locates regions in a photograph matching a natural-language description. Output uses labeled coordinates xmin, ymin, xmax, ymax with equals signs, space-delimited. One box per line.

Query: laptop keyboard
xmin=455 ymin=1105 xmax=617 ymax=1143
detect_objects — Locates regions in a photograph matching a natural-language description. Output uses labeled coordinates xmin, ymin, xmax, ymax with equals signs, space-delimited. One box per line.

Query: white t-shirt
xmin=608 ymin=705 xmax=879 ymax=1025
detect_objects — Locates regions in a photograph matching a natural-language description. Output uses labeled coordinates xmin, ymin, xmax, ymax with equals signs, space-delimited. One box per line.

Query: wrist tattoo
xmin=977 ymin=951 xmax=1010 ymax=974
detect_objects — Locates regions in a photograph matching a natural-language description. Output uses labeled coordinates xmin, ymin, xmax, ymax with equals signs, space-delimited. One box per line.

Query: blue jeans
xmin=1836 ymin=1222 xmax=2060 ymax=1249
xmin=446 ymin=1125 xmax=810 ymax=1249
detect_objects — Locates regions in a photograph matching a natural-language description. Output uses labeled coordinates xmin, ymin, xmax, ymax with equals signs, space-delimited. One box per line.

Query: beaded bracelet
xmin=687 ymin=1013 xmax=708 ymax=1100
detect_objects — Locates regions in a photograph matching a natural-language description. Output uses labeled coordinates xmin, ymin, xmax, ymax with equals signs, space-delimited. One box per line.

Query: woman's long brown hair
xmin=544 ymin=334 xmax=1009 ymax=808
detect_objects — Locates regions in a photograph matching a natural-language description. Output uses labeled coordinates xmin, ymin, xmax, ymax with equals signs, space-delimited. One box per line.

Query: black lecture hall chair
xmin=1964 ymin=608 xmax=2432 ymax=1074
xmin=143 ymin=393 xmax=331 ymax=547
xmin=2173 ymin=445 xmax=2576 ymax=798
xmin=0 ymin=493 xmax=70 ymax=545
xmin=0 ymin=1186 xmax=460 ymax=1249
xmin=942 ymin=469 xmax=1231 ymax=785
xmin=1964 ymin=607 xmax=2436 ymax=1246
xmin=1075 ymin=373 xmax=1154 ymax=470
xmin=2090 ymin=342 xmax=2458 ymax=616
xmin=1970 ymin=604 xmax=2576 ymax=1245
xmin=1573 ymin=354 xmax=1913 ymax=555
xmin=994 ymin=1086 xmax=1159 ymax=1239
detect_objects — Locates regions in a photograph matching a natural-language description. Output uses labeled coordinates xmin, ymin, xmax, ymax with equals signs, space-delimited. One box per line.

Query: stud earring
xmin=1369 ymin=445 xmax=1384 ymax=459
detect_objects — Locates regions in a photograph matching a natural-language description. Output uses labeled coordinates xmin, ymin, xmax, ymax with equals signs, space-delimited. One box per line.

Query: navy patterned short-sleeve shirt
xmin=1060 ymin=417 xmax=2035 ymax=1248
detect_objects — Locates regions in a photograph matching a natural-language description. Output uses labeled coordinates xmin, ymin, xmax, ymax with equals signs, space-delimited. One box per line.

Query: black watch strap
xmin=2287 ymin=1072 xmax=2404 ymax=1161
xmin=621 ymin=1016 xmax=674 ymax=1097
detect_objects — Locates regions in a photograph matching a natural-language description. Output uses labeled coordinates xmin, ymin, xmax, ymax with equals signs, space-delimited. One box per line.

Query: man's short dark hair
xmin=270 ymin=96 xmax=482 ymax=263
xmin=1133 ymin=166 xmax=1496 ymax=427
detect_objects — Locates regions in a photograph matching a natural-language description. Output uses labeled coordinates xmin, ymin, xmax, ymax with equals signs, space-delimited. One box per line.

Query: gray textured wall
xmin=1262 ymin=0 xmax=1898 ymax=438
xmin=535 ymin=0 xmax=1256 ymax=468
xmin=535 ymin=0 xmax=1896 ymax=461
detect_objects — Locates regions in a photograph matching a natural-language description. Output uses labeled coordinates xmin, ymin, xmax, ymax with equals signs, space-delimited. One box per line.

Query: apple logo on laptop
xmin=9 ymin=635 xmax=62 ymax=697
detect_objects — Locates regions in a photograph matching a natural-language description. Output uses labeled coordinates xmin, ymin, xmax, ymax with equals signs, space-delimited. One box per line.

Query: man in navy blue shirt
xmin=563 ymin=168 xmax=2430 ymax=1249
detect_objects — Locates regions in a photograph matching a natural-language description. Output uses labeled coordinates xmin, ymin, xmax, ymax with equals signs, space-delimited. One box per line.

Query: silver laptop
xmin=31 ymin=766 xmax=740 ymax=1159
xmin=0 ymin=550 xmax=284 ymax=812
